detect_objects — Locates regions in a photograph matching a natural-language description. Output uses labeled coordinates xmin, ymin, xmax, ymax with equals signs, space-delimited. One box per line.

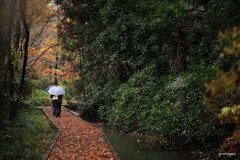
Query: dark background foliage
xmin=56 ymin=0 xmax=240 ymax=150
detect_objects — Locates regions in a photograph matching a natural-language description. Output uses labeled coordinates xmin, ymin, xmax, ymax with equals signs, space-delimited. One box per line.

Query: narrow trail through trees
xmin=44 ymin=106 xmax=115 ymax=160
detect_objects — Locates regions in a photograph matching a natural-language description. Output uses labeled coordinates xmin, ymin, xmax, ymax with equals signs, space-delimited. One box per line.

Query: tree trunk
xmin=14 ymin=0 xmax=29 ymax=115
xmin=0 ymin=0 xmax=16 ymax=95
xmin=9 ymin=15 xmax=21 ymax=119
xmin=19 ymin=0 xmax=30 ymax=92
xmin=14 ymin=18 xmax=21 ymax=51
xmin=176 ymin=25 xmax=187 ymax=74
xmin=55 ymin=53 xmax=59 ymax=85
xmin=0 ymin=0 xmax=6 ymax=59
xmin=8 ymin=56 xmax=16 ymax=119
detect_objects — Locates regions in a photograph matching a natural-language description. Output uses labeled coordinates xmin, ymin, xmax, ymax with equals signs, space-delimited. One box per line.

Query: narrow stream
xmin=102 ymin=127 xmax=191 ymax=160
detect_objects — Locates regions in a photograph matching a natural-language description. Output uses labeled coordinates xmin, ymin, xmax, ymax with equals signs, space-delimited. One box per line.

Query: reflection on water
xmin=102 ymin=127 xmax=191 ymax=160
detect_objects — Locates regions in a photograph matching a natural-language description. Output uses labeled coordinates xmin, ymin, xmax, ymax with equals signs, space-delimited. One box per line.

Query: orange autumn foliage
xmin=204 ymin=27 xmax=240 ymax=153
xmin=22 ymin=0 xmax=79 ymax=80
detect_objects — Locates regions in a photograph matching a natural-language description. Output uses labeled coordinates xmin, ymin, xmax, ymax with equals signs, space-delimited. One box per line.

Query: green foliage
xmin=197 ymin=0 xmax=240 ymax=62
xmin=32 ymin=89 xmax=51 ymax=106
xmin=15 ymin=77 xmax=34 ymax=99
xmin=109 ymin=65 xmax=158 ymax=132
xmin=108 ymin=64 xmax=231 ymax=146
xmin=77 ymin=81 xmax=118 ymax=122
xmin=59 ymin=0 xmax=240 ymax=150
xmin=0 ymin=105 xmax=57 ymax=159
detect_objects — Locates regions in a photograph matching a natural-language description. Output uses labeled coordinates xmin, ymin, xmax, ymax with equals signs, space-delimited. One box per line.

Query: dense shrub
xmin=77 ymin=81 xmax=118 ymax=122
xmin=108 ymin=64 xmax=233 ymax=147
xmin=109 ymin=65 xmax=158 ymax=132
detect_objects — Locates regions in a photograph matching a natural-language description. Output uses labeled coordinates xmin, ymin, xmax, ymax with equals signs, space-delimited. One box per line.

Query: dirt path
xmin=44 ymin=106 xmax=116 ymax=160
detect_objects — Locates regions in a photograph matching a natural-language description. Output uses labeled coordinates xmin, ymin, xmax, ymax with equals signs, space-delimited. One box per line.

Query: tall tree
xmin=54 ymin=53 xmax=59 ymax=85
xmin=19 ymin=0 xmax=30 ymax=92
xmin=0 ymin=0 xmax=16 ymax=95
xmin=13 ymin=17 xmax=21 ymax=51
xmin=175 ymin=18 xmax=187 ymax=74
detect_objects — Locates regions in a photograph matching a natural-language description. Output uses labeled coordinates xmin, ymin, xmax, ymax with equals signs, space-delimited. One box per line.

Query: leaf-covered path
xmin=44 ymin=106 xmax=115 ymax=160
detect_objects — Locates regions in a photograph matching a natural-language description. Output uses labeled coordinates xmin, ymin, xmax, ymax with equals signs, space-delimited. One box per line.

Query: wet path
xmin=43 ymin=106 xmax=115 ymax=160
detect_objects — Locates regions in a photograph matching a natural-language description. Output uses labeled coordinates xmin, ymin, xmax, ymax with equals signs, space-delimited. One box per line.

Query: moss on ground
xmin=0 ymin=105 xmax=58 ymax=159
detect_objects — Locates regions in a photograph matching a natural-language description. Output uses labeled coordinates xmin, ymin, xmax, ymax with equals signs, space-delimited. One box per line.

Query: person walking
xmin=46 ymin=85 xmax=66 ymax=117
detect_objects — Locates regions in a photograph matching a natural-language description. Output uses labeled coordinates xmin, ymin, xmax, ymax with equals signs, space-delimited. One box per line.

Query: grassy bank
xmin=0 ymin=105 xmax=58 ymax=159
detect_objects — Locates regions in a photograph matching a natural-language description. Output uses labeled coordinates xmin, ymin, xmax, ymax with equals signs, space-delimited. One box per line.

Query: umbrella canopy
xmin=47 ymin=86 xmax=66 ymax=95
xmin=45 ymin=85 xmax=56 ymax=92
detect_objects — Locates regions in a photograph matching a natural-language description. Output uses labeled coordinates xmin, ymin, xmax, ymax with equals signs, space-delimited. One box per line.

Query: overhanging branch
xmin=29 ymin=43 xmax=59 ymax=68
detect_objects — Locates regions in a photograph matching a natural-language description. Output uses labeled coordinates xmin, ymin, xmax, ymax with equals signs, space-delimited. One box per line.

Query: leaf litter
xmin=44 ymin=106 xmax=115 ymax=160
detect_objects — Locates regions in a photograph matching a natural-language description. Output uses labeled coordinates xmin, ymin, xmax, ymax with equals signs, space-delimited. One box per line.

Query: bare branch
xmin=30 ymin=10 xmax=58 ymax=47
xmin=29 ymin=43 xmax=59 ymax=68
xmin=29 ymin=1 xmax=50 ymax=26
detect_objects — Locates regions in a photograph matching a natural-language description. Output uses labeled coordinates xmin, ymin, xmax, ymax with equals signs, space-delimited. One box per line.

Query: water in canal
xmin=102 ymin=127 xmax=191 ymax=160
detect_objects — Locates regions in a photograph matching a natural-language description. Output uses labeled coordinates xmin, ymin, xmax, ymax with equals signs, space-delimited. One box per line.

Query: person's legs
xmin=58 ymin=101 xmax=62 ymax=116
xmin=51 ymin=95 xmax=55 ymax=116
xmin=52 ymin=102 xmax=55 ymax=116
xmin=53 ymin=101 xmax=58 ymax=116
xmin=55 ymin=102 xmax=60 ymax=117
xmin=58 ymin=95 xmax=63 ymax=117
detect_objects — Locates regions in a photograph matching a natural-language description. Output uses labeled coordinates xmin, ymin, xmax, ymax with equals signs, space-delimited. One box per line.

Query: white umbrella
xmin=47 ymin=86 xmax=66 ymax=95
xmin=45 ymin=85 xmax=56 ymax=92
